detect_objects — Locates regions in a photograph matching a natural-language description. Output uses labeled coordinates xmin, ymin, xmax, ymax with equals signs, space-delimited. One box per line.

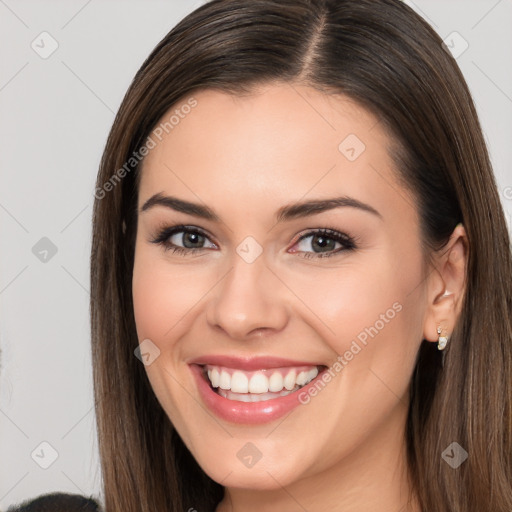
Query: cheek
xmin=288 ymin=260 xmax=402 ymax=346
xmin=289 ymin=246 xmax=425 ymax=374
xmin=132 ymin=266 xmax=172 ymax=344
xmin=132 ymin=247 xmax=208 ymax=344
xmin=131 ymin=245 xmax=208 ymax=422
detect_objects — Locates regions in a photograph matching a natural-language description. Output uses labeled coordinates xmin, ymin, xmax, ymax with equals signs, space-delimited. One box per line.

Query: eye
xmin=150 ymin=225 xmax=217 ymax=255
xmin=150 ymin=225 xmax=357 ymax=259
xmin=290 ymin=228 xmax=357 ymax=259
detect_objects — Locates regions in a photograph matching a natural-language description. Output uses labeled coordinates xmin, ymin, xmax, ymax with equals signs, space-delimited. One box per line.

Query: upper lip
xmin=188 ymin=355 xmax=326 ymax=371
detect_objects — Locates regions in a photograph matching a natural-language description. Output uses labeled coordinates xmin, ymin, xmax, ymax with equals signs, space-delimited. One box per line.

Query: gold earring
xmin=437 ymin=327 xmax=449 ymax=351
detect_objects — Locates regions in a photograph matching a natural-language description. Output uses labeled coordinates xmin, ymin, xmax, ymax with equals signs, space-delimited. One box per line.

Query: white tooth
xmin=284 ymin=369 xmax=297 ymax=391
xmin=218 ymin=387 xmax=298 ymax=402
xmin=251 ymin=389 xmax=294 ymax=401
xmin=296 ymin=371 xmax=308 ymax=386
xmin=219 ymin=370 xmax=231 ymax=390
xmin=307 ymin=367 xmax=319 ymax=382
xmin=268 ymin=372 xmax=284 ymax=392
xmin=230 ymin=371 xmax=249 ymax=393
xmin=210 ymin=368 xmax=220 ymax=388
xmin=209 ymin=366 xmax=320 ymax=394
xmin=248 ymin=372 xmax=269 ymax=393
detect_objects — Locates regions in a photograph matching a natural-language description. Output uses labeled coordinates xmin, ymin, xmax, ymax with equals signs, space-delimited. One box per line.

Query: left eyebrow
xmin=139 ymin=193 xmax=382 ymax=222
xmin=275 ymin=196 xmax=382 ymax=222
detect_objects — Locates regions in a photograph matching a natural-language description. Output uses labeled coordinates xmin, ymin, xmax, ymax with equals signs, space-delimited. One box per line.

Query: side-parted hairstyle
xmin=90 ymin=0 xmax=512 ymax=510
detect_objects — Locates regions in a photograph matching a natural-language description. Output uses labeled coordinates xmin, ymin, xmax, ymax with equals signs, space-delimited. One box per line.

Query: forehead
xmin=137 ymin=83 xmax=410 ymax=221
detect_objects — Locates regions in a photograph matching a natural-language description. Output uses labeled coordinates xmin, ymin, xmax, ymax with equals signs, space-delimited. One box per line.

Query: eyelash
xmin=149 ymin=224 xmax=357 ymax=259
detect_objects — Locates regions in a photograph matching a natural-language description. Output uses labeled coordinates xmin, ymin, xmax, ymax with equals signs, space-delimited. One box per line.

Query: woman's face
xmin=132 ymin=83 xmax=429 ymax=490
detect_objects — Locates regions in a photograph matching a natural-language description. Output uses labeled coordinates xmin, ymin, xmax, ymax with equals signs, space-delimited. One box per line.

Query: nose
xmin=206 ymin=250 xmax=289 ymax=340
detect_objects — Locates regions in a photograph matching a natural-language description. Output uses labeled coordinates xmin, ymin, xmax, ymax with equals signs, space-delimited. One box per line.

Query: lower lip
xmin=190 ymin=363 xmax=325 ymax=425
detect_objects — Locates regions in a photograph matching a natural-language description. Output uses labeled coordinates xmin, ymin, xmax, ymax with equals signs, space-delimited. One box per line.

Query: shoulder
xmin=6 ymin=492 xmax=101 ymax=511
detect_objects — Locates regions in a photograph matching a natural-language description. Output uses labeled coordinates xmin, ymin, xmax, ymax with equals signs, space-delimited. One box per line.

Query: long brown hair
xmin=90 ymin=0 xmax=512 ymax=510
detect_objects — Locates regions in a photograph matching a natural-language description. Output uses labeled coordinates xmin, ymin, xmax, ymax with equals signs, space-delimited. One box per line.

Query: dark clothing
xmin=7 ymin=493 xmax=101 ymax=512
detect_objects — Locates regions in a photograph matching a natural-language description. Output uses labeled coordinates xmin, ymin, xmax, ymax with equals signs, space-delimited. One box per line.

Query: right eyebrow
xmin=140 ymin=193 xmax=219 ymax=221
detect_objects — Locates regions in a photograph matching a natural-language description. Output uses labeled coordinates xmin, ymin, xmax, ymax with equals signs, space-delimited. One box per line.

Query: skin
xmin=132 ymin=82 xmax=468 ymax=512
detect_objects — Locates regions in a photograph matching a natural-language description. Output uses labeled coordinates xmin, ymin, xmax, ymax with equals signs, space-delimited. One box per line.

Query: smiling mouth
xmin=200 ymin=364 xmax=327 ymax=402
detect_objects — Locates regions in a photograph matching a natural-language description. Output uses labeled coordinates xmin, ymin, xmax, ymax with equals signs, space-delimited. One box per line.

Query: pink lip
xmin=189 ymin=363 xmax=327 ymax=425
xmin=187 ymin=354 xmax=324 ymax=371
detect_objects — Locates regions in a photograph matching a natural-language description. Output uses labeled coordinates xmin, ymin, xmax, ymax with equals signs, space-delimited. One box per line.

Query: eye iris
xmin=183 ymin=232 xmax=204 ymax=248
xmin=312 ymin=235 xmax=335 ymax=252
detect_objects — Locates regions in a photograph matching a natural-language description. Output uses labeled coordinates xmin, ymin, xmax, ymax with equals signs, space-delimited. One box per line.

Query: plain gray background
xmin=0 ymin=0 xmax=511 ymax=508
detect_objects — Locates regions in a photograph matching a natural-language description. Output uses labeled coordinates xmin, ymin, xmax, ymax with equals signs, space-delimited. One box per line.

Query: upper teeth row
xmin=206 ymin=365 xmax=319 ymax=394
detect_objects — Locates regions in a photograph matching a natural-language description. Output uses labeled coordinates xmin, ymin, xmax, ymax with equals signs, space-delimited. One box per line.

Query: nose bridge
xmin=206 ymin=240 xmax=288 ymax=339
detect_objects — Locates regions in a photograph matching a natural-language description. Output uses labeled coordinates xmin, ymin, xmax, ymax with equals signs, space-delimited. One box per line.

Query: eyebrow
xmin=140 ymin=192 xmax=382 ymax=222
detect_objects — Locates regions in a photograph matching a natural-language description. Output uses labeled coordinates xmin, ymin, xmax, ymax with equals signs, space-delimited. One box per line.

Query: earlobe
xmin=422 ymin=223 xmax=468 ymax=346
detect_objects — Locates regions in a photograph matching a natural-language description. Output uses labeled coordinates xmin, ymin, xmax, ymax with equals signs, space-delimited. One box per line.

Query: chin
xmin=206 ymin=462 xmax=304 ymax=491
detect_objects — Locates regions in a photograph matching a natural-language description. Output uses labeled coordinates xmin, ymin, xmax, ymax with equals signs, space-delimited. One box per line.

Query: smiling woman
xmin=90 ymin=1 xmax=512 ymax=511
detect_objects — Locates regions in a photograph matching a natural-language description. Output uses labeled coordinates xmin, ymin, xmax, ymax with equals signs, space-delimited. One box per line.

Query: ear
xmin=423 ymin=223 xmax=468 ymax=344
